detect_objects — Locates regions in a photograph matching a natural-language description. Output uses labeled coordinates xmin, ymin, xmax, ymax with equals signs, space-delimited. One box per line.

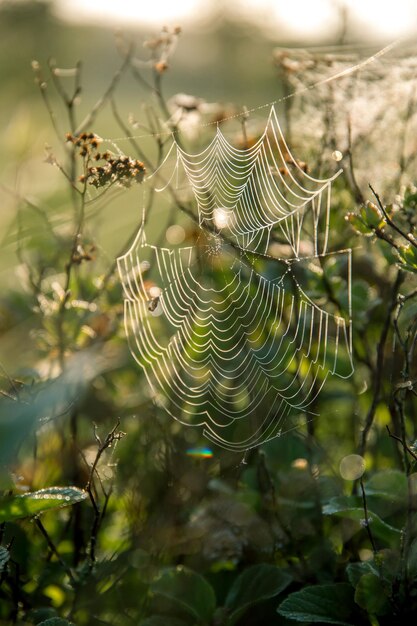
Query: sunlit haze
xmin=345 ymin=0 xmax=417 ymax=38
xmin=57 ymin=0 xmax=417 ymax=38
xmin=240 ymin=0 xmax=338 ymax=38
xmin=57 ymin=0 xmax=208 ymax=26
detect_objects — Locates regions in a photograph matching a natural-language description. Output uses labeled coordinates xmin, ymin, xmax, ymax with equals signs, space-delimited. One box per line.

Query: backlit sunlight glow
xmin=57 ymin=0 xmax=204 ymax=26
xmin=346 ymin=0 xmax=417 ymax=38
xmin=240 ymin=0 xmax=337 ymax=38
xmin=57 ymin=0 xmax=417 ymax=38
xmin=241 ymin=0 xmax=417 ymax=38
xmin=274 ymin=0 xmax=335 ymax=35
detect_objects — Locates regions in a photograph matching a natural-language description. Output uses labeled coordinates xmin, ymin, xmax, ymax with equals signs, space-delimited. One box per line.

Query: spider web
xmin=117 ymin=106 xmax=353 ymax=451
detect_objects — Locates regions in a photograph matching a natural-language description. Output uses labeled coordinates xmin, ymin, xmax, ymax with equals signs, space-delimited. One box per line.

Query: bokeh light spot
xmin=339 ymin=454 xmax=365 ymax=480
xmin=166 ymin=224 xmax=186 ymax=245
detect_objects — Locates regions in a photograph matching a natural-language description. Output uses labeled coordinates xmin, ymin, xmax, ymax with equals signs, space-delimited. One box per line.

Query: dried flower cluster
xmin=65 ymin=132 xmax=146 ymax=189
xmin=81 ymin=155 xmax=146 ymax=189
xmin=71 ymin=242 xmax=96 ymax=265
xmin=143 ymin=25 xmax=181 ymax=74
xmin=65 ymin=131 xmax=102 ymax=155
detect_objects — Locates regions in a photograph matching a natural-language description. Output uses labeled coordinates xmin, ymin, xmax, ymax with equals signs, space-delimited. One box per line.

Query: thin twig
xmin=85 ymin=420 xmax=125 ymax=564
xmin=359 ymin=478 xmax=377 ymax=554
xmin=370 ymin=184 xmax=417 ymax=250
xmin=395 ymin=82 xmax=417 ymax=189
xmin=359 ymin=270 xmax=404 ymax=456
xmin=386 ymin=425 xmax=417 ymax=463
xmin=86 ymin=419 xmax=125 ymax=492
xmin=32 ymin=62 xmax=63 ymax=145
xmin=35 ymin=518 xmax=76 ymax=585
xmin=75 ymin=51 xmax=132 ymax=136
xmin=346 ymin=116 xmax=364 ymax=203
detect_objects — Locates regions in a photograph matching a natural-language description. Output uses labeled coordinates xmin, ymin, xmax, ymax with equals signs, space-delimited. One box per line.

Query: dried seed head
xmin=155 ymin=61 xmax=169 ymax=74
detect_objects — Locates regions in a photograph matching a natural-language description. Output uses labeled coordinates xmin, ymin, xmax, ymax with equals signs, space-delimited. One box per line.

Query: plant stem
xmin=359 ymin=270 xmax=404 ymax=456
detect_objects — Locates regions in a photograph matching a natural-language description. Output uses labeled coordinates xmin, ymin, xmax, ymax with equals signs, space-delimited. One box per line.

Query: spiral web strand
xmin=117 ymin=106 xmax=354 ymax=451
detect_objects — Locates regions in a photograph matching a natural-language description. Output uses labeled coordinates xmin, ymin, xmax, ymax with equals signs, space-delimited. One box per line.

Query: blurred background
xmin=1 ymin=0 xmax=416 ymax=263
xmin=1 ymin=0 xmax=417 ymax=370
xmin=2 ymin=2 xmax=417 ymax=624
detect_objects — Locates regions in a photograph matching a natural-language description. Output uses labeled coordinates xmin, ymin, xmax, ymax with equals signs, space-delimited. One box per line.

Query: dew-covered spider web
xmin=117 ymin=106 xmax=354 ymax=451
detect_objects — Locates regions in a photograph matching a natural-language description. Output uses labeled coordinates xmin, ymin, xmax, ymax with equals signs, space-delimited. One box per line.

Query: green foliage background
xmin=1 ymin=2 xmax=417 ymax=625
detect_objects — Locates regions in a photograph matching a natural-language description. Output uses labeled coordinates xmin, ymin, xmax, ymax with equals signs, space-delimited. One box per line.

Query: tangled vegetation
xmin=1 ymin=13 xmax=417 ymax=626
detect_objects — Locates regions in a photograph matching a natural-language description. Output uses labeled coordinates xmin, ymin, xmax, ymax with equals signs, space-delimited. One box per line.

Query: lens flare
xmin=186 ymin=447 xmax=214 ymax=459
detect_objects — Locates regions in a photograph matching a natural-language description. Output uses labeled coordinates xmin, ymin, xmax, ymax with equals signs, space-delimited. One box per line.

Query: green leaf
xmin=0 ymin=361 xmax=100 ymax=468
xmin=26 ymin=608 xmax=58 ymax=624
xmin=0 ymin=546 xmax=9 ymax=572
xmin=0 ymin=397 xmax=39 ymax=466
xmin=397 ymin=243 xmax=417 ymax=274
xmin=346 ymin=561 xmax=378 ymax=587
xmin=345 ymin=212 xmax=371 ymax=235
xmin=0 ymin=467 xmax=13 ymax=490
xmin=365 ymin=470 xmax=407 ymax=503
xmin=225 ymin=564 xmax=292 ymax=625
xmin=139 ymin=618 xmax=188 ymax=626
xmin=399 ymin=262 xmax=417 ymax=275
xmin=151 ymin=566 xmax=216 ymax=624
xmin=359 ymin=201 xmax=384 ymax=230
xmin=37 ymin=617 xmax=73 ymax=626
xmin=350 ymin=281 xmax=380 ymax=328
xmin=399 ymin=244 xmax=417 ymax=269
xmin=277 ymin=583 xmax=356 ymax=625
xmin=403 ymin=188 xmax=417 ymax=211
xmin=407 ymin=538 xmax=417 ymax=580
xmin=322 ymin=499 xmax=401 ymax=544
xmin=374 ymin=549 xmax=400 ymax=583
xmin=0 ymin=487 xmax=87 ymax=522
xmin=354 ymin=573 xmax=390 ymax=616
